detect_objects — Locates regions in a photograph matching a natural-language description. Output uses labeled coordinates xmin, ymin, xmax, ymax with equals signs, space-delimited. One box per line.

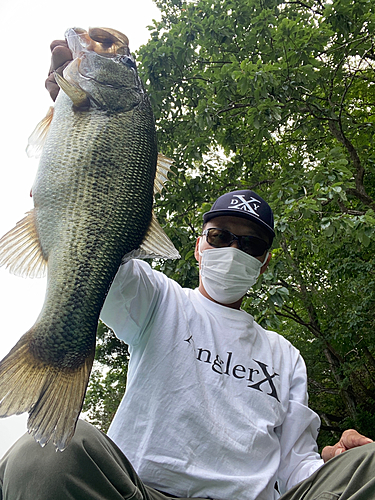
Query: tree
xmin=84 ymin=0 xmax=375 ymax=447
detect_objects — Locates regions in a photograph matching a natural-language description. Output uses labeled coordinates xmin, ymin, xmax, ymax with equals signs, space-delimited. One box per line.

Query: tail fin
xmin=0 ymin=333 xmax=95 ymax=451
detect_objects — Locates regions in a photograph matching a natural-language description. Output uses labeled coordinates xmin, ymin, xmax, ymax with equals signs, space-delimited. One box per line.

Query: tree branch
xmin=328 ymin=120 xmax=375 ymax=210
xmin=285 ymin=0 xmax=324 ymax=15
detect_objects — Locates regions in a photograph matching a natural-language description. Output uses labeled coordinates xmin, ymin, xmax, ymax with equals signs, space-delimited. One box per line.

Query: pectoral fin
xmin=54 ymin=72 xmax=90 ymax=108
xmin=0 ymin=209 xmax=47 ymax=278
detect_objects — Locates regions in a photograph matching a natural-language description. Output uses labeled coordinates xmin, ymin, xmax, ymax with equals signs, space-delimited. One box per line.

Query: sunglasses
xmin=202 ymin=228 xmax=269 ymax=257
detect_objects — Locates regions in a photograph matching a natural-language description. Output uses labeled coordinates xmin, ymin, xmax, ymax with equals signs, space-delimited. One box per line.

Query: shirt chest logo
xmin=194 ymin=347 xmax=280 ymax=402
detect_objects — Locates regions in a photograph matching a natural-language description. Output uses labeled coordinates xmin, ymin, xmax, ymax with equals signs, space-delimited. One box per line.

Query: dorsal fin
xmin=26 ymin=106 xmax=54 ymax=159
xmin=0 ymin=210 xmax=47 ymax=278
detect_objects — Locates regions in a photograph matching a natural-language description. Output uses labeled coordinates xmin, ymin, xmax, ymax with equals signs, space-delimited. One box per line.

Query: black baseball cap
xmin=203 ymin=190 xmax=275 ymax=242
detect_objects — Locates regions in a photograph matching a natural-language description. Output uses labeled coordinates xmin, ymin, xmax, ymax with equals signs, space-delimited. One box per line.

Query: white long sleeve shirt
xmin=100 ymin=259 xmax=324 ymax=500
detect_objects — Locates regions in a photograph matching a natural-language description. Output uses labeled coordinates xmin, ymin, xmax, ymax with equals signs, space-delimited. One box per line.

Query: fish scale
xmin=0 ymin=27 xmax=179 ymax=450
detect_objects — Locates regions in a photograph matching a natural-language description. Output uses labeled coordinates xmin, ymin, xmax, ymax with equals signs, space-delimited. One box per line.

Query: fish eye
xmin=119 ymin=55 xmax=136 ymax=69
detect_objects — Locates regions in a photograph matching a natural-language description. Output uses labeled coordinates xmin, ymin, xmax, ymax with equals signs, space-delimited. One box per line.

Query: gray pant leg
xmin=0 ymin=420 xmax=173 ymax=500
xmin=281 ymin=442 xmax=375 ymax=500
xmin=4 ymin=420 xmax=374 ymax=500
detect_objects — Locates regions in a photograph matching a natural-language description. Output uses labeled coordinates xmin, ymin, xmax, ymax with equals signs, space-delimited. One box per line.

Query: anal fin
xmin=154 ymin=154 xmax=174 ymax=196
xmin=122 ymin=212 xmax=180 ymax=263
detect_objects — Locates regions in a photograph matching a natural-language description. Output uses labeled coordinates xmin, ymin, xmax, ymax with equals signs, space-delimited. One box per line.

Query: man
xmin=1 ymin=188 xmax=374 ymax=500
xmin=0 ymin=43 xmax=373 ymax=500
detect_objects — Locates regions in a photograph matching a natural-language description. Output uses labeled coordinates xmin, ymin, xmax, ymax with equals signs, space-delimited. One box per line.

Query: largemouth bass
xmin=0 ymin=27 xmax=179 ymax=451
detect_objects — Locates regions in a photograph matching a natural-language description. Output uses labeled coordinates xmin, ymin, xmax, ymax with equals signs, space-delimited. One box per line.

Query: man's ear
xmin=194 ymin=236 xmax=201 ymax=262
xmin=260 ymin=252 xmax=272 ymax=275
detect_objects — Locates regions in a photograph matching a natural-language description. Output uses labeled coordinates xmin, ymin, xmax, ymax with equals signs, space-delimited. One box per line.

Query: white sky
xmin=0 ymin=0 xmax=161 ymax=458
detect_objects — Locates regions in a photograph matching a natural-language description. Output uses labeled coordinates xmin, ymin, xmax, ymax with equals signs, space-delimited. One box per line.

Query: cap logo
xmin=229 ymin=194 xmax=261 ymax=217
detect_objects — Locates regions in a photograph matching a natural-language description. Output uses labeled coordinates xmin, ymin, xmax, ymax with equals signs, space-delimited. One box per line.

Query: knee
xmin=334 ymin=441 xmax=375 ymax=473
xmin=0 ymin=420 xmax=105 ymax=499
xmin=349 ymin=441 xmax=375 ymax=461
xmin=1 ymin=420 xmax=99 ymax=477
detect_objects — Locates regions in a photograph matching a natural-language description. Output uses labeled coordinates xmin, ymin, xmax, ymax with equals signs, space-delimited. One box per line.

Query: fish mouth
xmin=68 ymin=27 xmax=131 ymax=57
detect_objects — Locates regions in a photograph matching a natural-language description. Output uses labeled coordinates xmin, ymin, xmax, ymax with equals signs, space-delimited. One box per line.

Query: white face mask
xmin=199 ymin=241 xmax=269 ymax=304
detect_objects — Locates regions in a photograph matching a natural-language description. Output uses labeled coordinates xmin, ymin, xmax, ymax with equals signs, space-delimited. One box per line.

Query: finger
xmin=322 ymin=444 xmax=348 ymax=462
xmin=45 ymin=60 xmax=71 ymax=101
xmin=341 ymin=429 xmax=373 ymax=449
xmin=50 ymin=46 xmax=73 ymax=74
xmin=50 ymin=39 xmax=68 ymax=51
xmin=45 ymin=74 xmax=60 ymax=102
xmin=321 ymin=445 xmax=336 ymax=462
xmin=334 ymin=446 xmax=345 ymax=456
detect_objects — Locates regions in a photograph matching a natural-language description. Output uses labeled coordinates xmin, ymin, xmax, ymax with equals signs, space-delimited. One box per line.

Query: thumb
xmin=322 ymin=444 xmax=344 ymax=462
xmin=334 ymin=446 xmax=345 ymax=456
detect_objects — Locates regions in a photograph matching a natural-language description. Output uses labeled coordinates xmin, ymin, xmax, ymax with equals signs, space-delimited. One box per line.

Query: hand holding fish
xmin=45 ymin=40 xmax=73 ymax=101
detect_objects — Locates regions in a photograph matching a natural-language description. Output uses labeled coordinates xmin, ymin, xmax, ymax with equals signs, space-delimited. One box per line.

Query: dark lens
xmin=206 ymin=228 xmax=233 ymax=247
xmin=240 ymin=236 xmax=268 ymax=257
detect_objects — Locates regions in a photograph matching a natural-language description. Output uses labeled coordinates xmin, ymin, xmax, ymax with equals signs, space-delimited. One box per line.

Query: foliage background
xmin=84 ymin=0 xmax=375 ymax=450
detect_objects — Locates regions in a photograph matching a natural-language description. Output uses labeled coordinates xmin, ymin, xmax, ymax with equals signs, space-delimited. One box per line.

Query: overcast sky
xmin=0 ymin=0 xmax=162 ymax=458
